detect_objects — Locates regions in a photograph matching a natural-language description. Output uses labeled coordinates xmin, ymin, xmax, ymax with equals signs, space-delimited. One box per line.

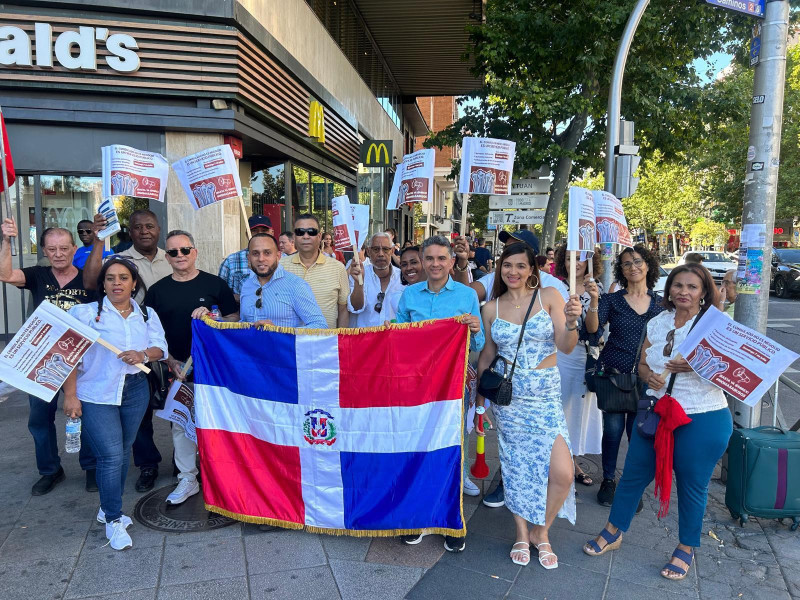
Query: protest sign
xmin=0 ymin=301 xmax=98 ymax=402
xmin=592 ymin=190 xmax=632 ymax=247
xmin=677 ymin=306 xmax=799 ymax=407
xmin=458 ymin=137 xmax=516 ymax=195
xmin=172 ymin=144 xmax=243 ymax=210
xmin=101 ymin=145 xmax=169 ymax=202
xmin=156 ymin=381 xmax=196 ymax=443
xmin=331 ymin=195 xmax=357 ymax=251
xmin=351 ymin=204 xmax=370 ymax=249
xmin=96 ymin=197 xmax=121 ymax=241
xmin=567 ymin=187 xmax=596 ymax=288
xmin=387 ymin=149 xmax=435 ymax=209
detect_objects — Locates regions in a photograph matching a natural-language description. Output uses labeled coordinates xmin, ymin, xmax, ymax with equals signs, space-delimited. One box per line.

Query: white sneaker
xmin=105 ymin=519 xmax=133 ymax=551
xmin=96 ymin=508 xmax=132 ymax=529
xmin=166 ymin=477 xmax=200 ymax=505
xmin=463 ymin=477 xmax=480 ymax=497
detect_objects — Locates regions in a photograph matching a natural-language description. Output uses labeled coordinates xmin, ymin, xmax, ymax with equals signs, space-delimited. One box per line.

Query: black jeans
xmin=132 ymin=404 xmax=162 ymax=470
xmin=600 ymin=411 xmax=636 ymax=481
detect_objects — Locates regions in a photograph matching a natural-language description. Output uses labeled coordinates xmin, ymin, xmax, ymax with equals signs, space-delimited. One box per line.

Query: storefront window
xmin=251 ymin=163 xmax=286 ymax=216
xmin=358 ymin=166 xmax=384 ymax=236
xmin=290 ymin=165 xmax=352 ymax=238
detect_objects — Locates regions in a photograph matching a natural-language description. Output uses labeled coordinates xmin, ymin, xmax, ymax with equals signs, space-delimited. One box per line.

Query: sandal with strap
xmin=534 ymin=542 xmax=558 ymax=570
xmin=575 ymin=472 xmax=594 ymax=486
xmin=661 ymin=548 xmax=694 ymax=581
xmin=510 ymin=541 xmax=530 ymax=566
xmin=583 ymin=527 xmax=622 ymax=556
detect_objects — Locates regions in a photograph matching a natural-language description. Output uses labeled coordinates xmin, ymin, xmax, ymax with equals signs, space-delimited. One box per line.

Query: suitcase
xmin=725 ymin=423 xmax=800 ymax=530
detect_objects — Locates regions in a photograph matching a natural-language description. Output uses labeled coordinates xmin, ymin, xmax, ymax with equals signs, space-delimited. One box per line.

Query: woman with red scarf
xmin=582 ymin=264 xmax=732 ymax=581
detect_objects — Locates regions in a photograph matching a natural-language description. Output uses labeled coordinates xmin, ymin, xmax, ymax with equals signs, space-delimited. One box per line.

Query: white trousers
xmin=172 ymin=424 xmax=198 ymax=480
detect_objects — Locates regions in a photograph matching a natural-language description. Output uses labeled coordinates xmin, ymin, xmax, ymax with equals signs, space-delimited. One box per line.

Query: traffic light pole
xmin=732 ymin=0 xmax=790 ymax=429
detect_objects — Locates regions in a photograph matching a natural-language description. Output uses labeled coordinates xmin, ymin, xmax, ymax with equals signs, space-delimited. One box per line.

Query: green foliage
xmin=689 ymin=218 xmax=730 ymax=248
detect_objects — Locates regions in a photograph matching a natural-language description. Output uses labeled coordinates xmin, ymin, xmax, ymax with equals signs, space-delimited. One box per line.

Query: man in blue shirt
xmin=240 ymin=233 xmax=326 ymax=329
xmin=473 ymin=237 xmax=492 ymax=273
xmin=73 ymin=220 xmax=112 ymax=268
xmin=395 ymin=235 xmax=484 ymax=553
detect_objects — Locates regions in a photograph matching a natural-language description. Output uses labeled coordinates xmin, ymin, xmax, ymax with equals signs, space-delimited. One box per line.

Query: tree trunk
xmin=542 ymin=110 xmax=589 ymax=248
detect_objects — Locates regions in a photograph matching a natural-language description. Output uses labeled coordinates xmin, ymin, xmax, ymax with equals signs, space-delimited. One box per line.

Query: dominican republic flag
xmin=192 ymin=318 xmax=470 ymax=537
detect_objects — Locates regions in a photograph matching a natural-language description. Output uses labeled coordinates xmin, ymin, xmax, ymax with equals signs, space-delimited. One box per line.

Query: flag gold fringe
xmin=201 ymin=315 xmax=471 ymax=336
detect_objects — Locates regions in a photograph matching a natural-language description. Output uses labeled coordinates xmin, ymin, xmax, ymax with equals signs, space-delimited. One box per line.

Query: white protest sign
xmin=96 ymin=197 xmax=121 ymax=241
xmin=102 ymin=145 xmax=169 ymax=203
xmin=156 ymin=380 xmax=196 ymax=443
xmin=0 ymin=302 xmax=99 ymax=402
xmin=331 ymin=195 xmax=357 ymax=251
xmin=677 ymin=306 xmax=799 ymax=407
xmin=567 ymin=187 xmax=596 ymax=256
xmin=387 ymin=148 xmax=435 ymax=209
xmin=351 ymin=204 xmax=370 ymax=249
xmin=592 ymin=190 xmax=633 ymax=247
xmin=171 ymin=144 xmax=242 ymax=210
xmin=458 ymin=137 xmax=516 ymax=195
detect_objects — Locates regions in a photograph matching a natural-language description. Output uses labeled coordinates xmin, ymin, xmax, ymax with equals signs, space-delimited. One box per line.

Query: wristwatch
xmin=475 ymin=406 xmax=486 ymax=415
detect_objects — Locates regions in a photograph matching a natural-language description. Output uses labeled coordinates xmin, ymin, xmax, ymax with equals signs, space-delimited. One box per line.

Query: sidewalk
xmin=0 ymin=388 xmax=797 ymax=600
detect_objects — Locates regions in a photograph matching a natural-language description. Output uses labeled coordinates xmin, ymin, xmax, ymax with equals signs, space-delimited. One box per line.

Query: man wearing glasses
xmin=240 ymin=233 xmax=326 ymax=328
xmin=347 ymin=232 xmax=403 ymax=327
xmin=280 ymin=214 xmax=350 ymax=329
xmin=73 ymin=219 xmax=111 ymax=269
xmin=144 ymin=230 xmax=238 ymax=505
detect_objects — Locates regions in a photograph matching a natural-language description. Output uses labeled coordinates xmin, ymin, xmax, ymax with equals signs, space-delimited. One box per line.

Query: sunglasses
xmin=77 ymin=229 xmax=93 ymax=234
xmin=102 ymin=254 xmax=138 ymax=271
xmin=255 ymin=286 xmax=263 ymax=309
xmin=664 ymin=329 xmax=676 ymax=357
xmin=295 ymin=227 xmax=319 ymax=237
xmin=374 ymin=291 xmax=385 ymax=313
xmin=166 ymin=247 xmax=194 ymax=257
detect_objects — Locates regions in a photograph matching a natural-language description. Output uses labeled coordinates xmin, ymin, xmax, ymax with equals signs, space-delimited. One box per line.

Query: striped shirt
xmin=239 ymin=265 xmax=327 ymax=328
xmin=280 ymin=252 xmax=349 ymax=328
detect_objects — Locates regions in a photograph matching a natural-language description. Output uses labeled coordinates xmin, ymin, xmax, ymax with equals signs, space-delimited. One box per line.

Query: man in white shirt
xmin=346 ymin=232 xmax=404 ymax=327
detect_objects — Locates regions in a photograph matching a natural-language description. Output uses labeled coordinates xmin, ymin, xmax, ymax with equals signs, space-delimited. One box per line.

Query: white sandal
xmin=510 ymin=541 xmax=531 ymax=566
xmin=534 ymin=542 xmax=558 ymax=570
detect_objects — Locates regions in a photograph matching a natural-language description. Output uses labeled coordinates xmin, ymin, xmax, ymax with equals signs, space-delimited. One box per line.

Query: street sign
xmin=488 ymin=210 xmax=545 ymax=225
xmin=705 ymin=0 xmax=764 ymax=18
xmin=510 ymin=178 xmax=550 ymax=194
xmin=753 ymin=94 xmax=766 ymax=104
xmin=752 ymin=161 xmax=765 ymax=171
xmin=751 ymin=23 xmax=761 ymax=67
xmin=489 ymin=194 xmax=549 ymax=209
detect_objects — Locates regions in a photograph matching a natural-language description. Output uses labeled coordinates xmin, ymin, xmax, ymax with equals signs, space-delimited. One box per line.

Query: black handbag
xmin=140 ymin=304 xmax=171 ymax=410
xmin=477 ymin=289 xmax=539 ymax=407
xmin=590 ymin=322 xmax=648 ymax=414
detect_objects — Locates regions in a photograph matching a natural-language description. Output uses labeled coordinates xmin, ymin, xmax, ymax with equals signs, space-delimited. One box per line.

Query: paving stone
xmin=546 ymin=526 xmax=612 ymax=574
xmin=405 ymin=563 xmax=510 ymax=600
xmin=321 ymin=533 xmax=371 ymax=561
xmin=436 ymin=532 xmax=521 ymax=581
xmin=83 ymin=521 xmax=165 ymax=554
xmin=511 ymin=562 xmax=607 ymax=600
xmin=610 ymin=543 xmax=698 ymax=592
xmin=244 ymin=529 xmax=327 ymax=574
xmin=365 ymin=534 xmax=444 ymax=568
xmin=461 ymin=504 xmax=516 ymax=542
xmin=250 ymin=566 xmax=340 ymax=600
xmin=65 ymin=546 xmax=162 ymax=598
xmin=0 ymin=556 xmax=75 ymax=600
xmin=330 ymin=559 xmax=424 ymax=600
xmin=605 ymin=577 xmax=698 ymax=599
xmin=695 ymin=554 xmax=790 ymax=598
xmin=78 ymin=589 xmax=156 ymax=600
xmin=0 ymin=507 xmax=91 ymax=563
xmin=160 ymin=537 xmax=245 ymax=586
xmin=157 ymin=577 xmax=248 ymax=600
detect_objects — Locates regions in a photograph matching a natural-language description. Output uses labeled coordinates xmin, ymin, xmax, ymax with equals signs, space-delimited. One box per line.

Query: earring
xmin=526 ymin=275 xmax=539 ymax=289
xmin=668 ymin=295 xmax=672 ymax=302
xmin=700 ymin=298 xmax=705 ymax=305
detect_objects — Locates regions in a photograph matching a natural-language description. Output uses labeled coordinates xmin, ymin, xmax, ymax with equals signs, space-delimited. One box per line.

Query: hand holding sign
xmin=567 ymin=187 xmax=596 ymax=291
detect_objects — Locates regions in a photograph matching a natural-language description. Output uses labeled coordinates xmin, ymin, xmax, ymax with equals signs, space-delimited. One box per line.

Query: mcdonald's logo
xmin=308 ymin=100 xmax=325 ymax=143
xmin=360 ymin=140 xmax=393 ymax=167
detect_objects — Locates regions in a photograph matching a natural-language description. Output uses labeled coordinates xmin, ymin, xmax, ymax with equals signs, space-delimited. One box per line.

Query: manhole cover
xmin=575 ymin=455 xmax=601 ymax=479
xmin=134 ymin=485 xmax=236 ymax=532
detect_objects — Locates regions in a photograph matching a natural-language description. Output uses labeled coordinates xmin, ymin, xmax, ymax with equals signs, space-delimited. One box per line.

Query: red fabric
xmin=334 ymin=250 xmax=346 ymax=265
xmin=197 ymin=428 xmax=304 ymax=523
xmin=653 ymin=394 xmax=692 ymax=518
xmin=0 ymin=114 xmax=15 ymax=192
xmin=338 ymin=319 xmax=468 ymax=408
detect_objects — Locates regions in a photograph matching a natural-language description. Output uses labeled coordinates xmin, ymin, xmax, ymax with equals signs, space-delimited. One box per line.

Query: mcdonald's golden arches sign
xmin=360 ymin=140 xmax=393 ymax=167
xmin=308 ymin=100 xmax=325 ymax=143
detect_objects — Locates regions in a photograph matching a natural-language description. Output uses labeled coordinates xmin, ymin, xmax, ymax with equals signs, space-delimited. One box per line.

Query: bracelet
xmin=475 ymin=406 xmax=486 ymax=415
xmin=566 ymin=322 xmax=579 ymax=331
xmin=588 ymin=306 xmax=598 ymax=313
xmin=140 ymin=350 xmax=149 ymax=363
xmin=454 ymin=261 xmax=468 ymax=272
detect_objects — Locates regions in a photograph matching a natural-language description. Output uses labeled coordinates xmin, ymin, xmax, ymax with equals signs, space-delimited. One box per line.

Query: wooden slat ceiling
xmin=352 ymin=0 xmax=481 ymax=96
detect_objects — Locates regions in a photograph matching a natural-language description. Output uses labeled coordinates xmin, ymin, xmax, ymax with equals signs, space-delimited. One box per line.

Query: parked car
xmin=654 ymin=266 xmax=669 ymax=295
xmin=677 ymin=251 xmax=737 ymax=281
xmin=771 ymin=248 xmax=800 ymax=298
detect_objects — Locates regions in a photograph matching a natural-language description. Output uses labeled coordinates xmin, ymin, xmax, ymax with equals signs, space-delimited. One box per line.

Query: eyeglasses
xmin=77 ymin=229 xmax=92 ymax=234
xmin=664 ymin=329 xmax=675 ymax=357
xmin=374 ymin=291 xmax=385 ymax=313
xmin=255 ymin=286 xmax=263 ymax=309
xmin=165 ymin=247 xmax=194 ymax=257
xmin=621 ymin=258 xmax=645 ymax=270
xmin=295 ymin=228 xmax=319 ymax=237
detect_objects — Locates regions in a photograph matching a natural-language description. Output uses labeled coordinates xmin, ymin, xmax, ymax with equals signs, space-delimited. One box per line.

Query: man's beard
xmin=255 ymin=264 xmax=277 ymax=279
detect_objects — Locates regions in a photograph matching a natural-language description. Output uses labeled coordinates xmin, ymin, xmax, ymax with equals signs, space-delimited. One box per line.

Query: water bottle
xmin=65 ymin=418 xmax=81 ymax=453
xmin=208 ymin=305 xmax=221 ymax=321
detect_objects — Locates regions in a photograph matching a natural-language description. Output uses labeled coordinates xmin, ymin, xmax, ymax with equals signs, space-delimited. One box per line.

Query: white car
xmin=654 ymin=266 xmax=669 ymax=295
xmin=677 ymin=251 xmax=736 ymax=281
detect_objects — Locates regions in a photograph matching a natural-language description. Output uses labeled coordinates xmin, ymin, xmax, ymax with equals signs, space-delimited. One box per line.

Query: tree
xmin=426 ymin=0 xmax=751 ymax=246
xmin=690 ymin=219 xmax=730 ymax=249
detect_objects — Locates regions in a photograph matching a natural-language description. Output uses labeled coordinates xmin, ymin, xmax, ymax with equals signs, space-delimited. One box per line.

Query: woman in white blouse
xmin=583 ymin=264 xmax=732 ymax=581
xmin=63 ymin=256 xmax=167 ymax=551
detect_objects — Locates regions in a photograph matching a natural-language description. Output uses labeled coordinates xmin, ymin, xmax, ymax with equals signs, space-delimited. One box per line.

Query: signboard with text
xmin=488 ymin=210 xmax=545 ymax=225
xmin=489 ymin=194 xmax=549 ymax=210
xmin=705 ymin=0 xmax=764 ymax=18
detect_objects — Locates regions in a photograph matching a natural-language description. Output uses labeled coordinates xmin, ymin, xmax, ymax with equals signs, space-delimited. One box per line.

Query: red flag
xmin=0 ymin=114 xmax=16 ymax=192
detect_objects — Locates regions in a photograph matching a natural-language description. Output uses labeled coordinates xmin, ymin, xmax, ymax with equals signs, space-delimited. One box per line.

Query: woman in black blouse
xmin=583 ymin=245 xmax=664 ymax=507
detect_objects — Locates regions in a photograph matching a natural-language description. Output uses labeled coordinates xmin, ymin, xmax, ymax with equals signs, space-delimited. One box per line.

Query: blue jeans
xmin=132 ymin=404 xmax=162 ymax=471
xmin=28 ymin=394 xmax=96 ymax=476
xmin=81 ymin=373 xmax=149 ymax=522
xmin=601 ymin=411 xmax=636 ymax=480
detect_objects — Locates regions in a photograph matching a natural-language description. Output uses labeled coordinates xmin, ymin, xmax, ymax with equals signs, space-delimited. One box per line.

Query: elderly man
xmin=347 ymin=232 xmax=404 ymax=327
xmin=219 ymin=214 xmax=274 ymax=301
xmin=145 ymin=230 xmax=238 ymax=505
xmin=240 ymin=233 xmax=326 ymax=328
xmin=399 ymin=245 xmax=426 ymax=286
xmin=396 ymin=235 xmax=484 ymax=553
xmin=280 ymin=214 xmax=349 ymax=328
xmin=0 ymin=218 xmax=97 ymax=495
xmin=279 ymin=231 xmax=296 ymax=257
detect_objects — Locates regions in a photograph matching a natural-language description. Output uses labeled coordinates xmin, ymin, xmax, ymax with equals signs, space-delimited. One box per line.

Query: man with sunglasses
xmin=280 ymin=214 xmax=350 ymax=329
xmin=219 ymin=214 xmax=274 ymax=302
xmin=144 ymin=230 xmax=238 ymax=505
xmin=73 ymin=220 xmax=111 ymax=269
xmin=347 ymin=232 xmax=404 ymax=327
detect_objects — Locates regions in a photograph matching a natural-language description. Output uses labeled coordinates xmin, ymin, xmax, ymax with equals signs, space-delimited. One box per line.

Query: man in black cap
xmin=218 ymin=214 xmax=274 ymax=301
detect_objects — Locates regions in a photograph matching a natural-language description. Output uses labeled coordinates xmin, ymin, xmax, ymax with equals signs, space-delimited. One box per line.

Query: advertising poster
xmin=592 ymin=190 xmax=633 ymax=247
xmin=351 ymin=204 xmax=370 ymax=249
xmin=156 ymin=381 xmax=196 ymax=443
xmin=567 ymin=187 xmax=596 ymax=258
xmin=96 ymin=197 xmax=121 ymax=241
xmin=737 ymin=223 xmax=767 ymax=295
xmin=331 ymin=195 xmax=357 ymax=251
xmin=458 ymin=138 xmax=516 ymax=195
xmin=677 ymin=306 xmax=799 ymax=407
xmin=387 ymin=149 xmax=435 ymax=209
xmin=172 ymin=144 xmax=243 ymax=210
xmin=101 ymin=144 xmax=169 ymax=202
xmin=0 ymin=302 xmax=99 ymax=402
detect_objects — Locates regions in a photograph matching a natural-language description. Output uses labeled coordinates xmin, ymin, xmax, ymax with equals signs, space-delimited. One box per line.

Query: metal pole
xmin=0 ymin=105 xmax=16 ymax=256
xmin=602 ymin=0 xmax=649 ymax=291
xmin=733 ymin=0 xmax=790 ymax=429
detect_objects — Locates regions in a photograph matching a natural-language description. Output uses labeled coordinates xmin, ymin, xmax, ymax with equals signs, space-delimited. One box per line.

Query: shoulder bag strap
xmin=665 ymin=305 xmax=708 ymax=394
xmin=631 ymin=315 xmax=651 ymax=374
xmin=506 ymin=288 xmax=539 ymax=380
